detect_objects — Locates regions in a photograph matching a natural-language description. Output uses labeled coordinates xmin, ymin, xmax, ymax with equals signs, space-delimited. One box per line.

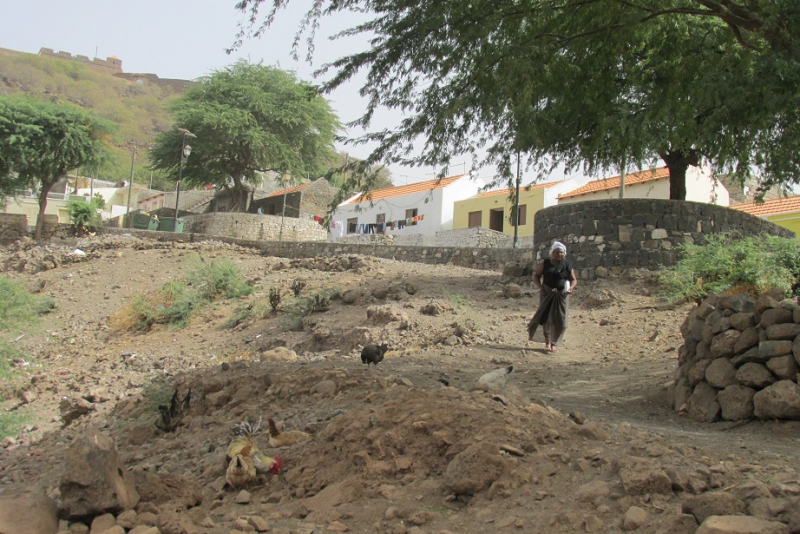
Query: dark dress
xmin=527 ymin=258 xmax=574 ymax=346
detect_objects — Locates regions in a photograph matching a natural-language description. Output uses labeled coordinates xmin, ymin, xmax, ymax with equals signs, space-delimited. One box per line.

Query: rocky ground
xmin=0 ymin=234 xmax=799 ymax=534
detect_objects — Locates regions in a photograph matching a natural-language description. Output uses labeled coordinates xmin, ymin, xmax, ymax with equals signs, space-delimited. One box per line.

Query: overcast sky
xmin=0 ymin=0 xmax=574 ymax=186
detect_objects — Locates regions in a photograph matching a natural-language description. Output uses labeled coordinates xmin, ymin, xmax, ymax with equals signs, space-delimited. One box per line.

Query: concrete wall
xmin=533 ymin=199 xmax=794 ymax=280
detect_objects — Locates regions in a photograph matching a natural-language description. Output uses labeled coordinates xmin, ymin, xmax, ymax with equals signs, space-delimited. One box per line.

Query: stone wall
xmin=0 ymin=214 xmax=28 ymax=242
xmin=103 ymin=227 xmax=535 ymax=272
xmin=534 ymin=199 xmax=794 ymax=280
xmin=671 ymin=292 xmax=800 ymax=422
xmin=183 ymin=212 xmax=327 ymax=242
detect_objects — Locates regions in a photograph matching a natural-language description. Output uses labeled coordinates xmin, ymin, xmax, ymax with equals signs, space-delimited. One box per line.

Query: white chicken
xmin=476 ymin=365 xmax=513 ymax=391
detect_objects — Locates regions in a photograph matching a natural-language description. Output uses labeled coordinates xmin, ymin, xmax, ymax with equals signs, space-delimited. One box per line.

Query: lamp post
xmin=174 ymin=128 xmax=196 ymax=227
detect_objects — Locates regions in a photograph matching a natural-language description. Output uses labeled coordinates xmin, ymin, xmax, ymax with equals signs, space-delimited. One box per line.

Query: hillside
xmin=0 ymin=48 xmax=181 ymax=189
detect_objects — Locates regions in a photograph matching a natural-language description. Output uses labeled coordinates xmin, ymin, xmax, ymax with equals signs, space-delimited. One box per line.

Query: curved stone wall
xmin=533 ymin=199 xmax=794 ymax=280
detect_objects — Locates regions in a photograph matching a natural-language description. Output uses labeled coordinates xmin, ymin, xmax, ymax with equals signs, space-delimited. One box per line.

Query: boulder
xmin=736 ymin=363 xmax=777 ymax=389
xmin=734 ymin=327 xmax=760 ymax=354
xmin=718 ymin=384 xmax=756 ymax=421
xmin=753 ymin=380 xmax=800 ymax=420
xmin=710 ymin=330 xmax=741 ymax=358
xmin=696 ymin=515 xmax=789 ymax=534
xmin=687 ymin=382 xmax=721 ymax=423
xmin=443 ymin=442 xmax=508 ymax=495
xmin=765 ymin=323 xmax=800 ymax=340
xmin=59 ymin=426 xmax=139 ymax=519
xmin=766 ymin=355 xmax=799 ymax=380
xmin=760 ymin=307 xmax=793 ymax=328
xmin=705 ymin=358 xmax=737 ymax=389
xmin=759 ymin=340 xmax=793 ymax=359
xmin=682 ymin=491 xmax=746 ymax=524
xmin=0 ymin=490 xmax=58 ymax=534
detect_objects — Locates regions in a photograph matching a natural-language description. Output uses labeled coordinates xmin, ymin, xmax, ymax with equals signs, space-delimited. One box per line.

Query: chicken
xmin=225 ymin=420 xmax=282 ymax=488
xmin=476 ymin=365 xmax=513 ymax=391
xmin=267 ymin=417 xmax=312 ymax=448
xmin=361 ymin=343 xmax=389 ymax=368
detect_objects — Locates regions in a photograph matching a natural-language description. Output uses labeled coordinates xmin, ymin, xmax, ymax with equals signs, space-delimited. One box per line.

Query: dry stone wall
xmin=183 ymin=212 xmax=327 ymax=242
xmin=534 ymin=199 xmax=794 ymax=281
xmin=671 ymin=292 xmax=800 ymax=422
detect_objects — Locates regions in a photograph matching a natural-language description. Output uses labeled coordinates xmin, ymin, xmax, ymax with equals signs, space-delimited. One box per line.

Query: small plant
xmin=658 ymin=234 xmax=800 ymax=301
xmin=110 ymin=256 xmax=255 ymax=331
xmin=269 ymin=287 xmax=282 ymax=314
xmin=291 ymin=288 xmax=341 ymax=318
xmin=291 ymin=279 xmax=306 ymax=297
xmin=66 ymin=194 xmax=104 ymax=234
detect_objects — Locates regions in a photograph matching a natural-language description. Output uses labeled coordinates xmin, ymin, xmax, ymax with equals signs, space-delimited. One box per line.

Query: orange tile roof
xmin=730 ymin=195 xmax=800 ymax=217
xmin=345 ymin=174 xmax=466 ymax=204
xmin=475 ymin=181 xmax=557 ymax=199
xmin=558 ymin=167 xmax=670 ymax=199
xmin=268 ymin=182 xmax=311 ymax=198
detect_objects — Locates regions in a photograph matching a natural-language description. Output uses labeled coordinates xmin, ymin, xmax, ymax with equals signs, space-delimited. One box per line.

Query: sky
xmin=0 ymin=0 xmax=573 ymax=187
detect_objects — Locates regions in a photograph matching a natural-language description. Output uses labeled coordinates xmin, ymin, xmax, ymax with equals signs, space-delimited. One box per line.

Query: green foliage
xmin=184 ymin=258 xmax=255 ymax=301
xmin=111 ymin=257 xmax=254 ymax=331
xmin=232 ymin=0 xmax=800 ymax=200
xmin=292 ymin=288 xmax=340 ymax=318
xmin=66 ymin=194 xmax=105 ymax=230
xmin=0 ymin=277 xmax=49 ymax=413
xmin=0 ymin=96 xmax=114 ymax=237
xmin=0 ymin=408 xmax=29 ymax=440
xmin=658 ymin=234 xmax=800 ymax=301
xmin=149 ymin=61 xmax=341 ymax=208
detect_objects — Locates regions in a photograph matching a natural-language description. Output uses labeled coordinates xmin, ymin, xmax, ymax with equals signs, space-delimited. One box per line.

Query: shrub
xmin=658 ymin=234 xmax=800 ymax=301
xmin=110 ymin=257 xmax=254 ymax=331
xmin=66 ymin=194 xmax=105 ymax=231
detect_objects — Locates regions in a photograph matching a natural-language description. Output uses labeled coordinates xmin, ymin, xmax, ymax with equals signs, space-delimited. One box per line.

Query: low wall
xmin=534 ymin=199 xmax=794 ymax=280
xmin=0 ymin=214 xmax=28 ymax=241
xmin=671 ymin=292 xmax=800 ymax=422
xmin=184 ymin=212 xmax=327 ymax=242
xmin=103 ymin=227 xmax=535 ymax=272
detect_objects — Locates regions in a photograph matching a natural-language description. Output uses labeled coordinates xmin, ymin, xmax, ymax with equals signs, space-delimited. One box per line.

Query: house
xmin=331 ymin=174 xmax=482 ymax=241
xmin=557 ymin=166 xmax=730 ymax=206
xmin=251 ymin=178 xmax=336 ymax=222
xmin=452 ymin=182 xmax=559 ymax=238
xmin=730 ymin=195 xmax=800 ymax=234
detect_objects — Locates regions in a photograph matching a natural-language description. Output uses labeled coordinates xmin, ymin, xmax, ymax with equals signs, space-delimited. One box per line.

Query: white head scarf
xmin=550 ymin=241 xmax=567 ymax=256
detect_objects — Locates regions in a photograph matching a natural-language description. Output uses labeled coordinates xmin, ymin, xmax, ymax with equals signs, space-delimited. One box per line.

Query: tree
xmin=232 ymin=0 xmax=800 ymax=199
xmin=149 ymin=61 xmax=341 ymax=211
xmin=0 ymin=97 xmax=112 ymax=238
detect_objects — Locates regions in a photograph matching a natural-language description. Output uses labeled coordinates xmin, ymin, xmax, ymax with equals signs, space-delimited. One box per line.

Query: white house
xmin=557 ymin=166 xmax=730 ymax=205
xmin=331 ymin=174 xmax=483 ymax=241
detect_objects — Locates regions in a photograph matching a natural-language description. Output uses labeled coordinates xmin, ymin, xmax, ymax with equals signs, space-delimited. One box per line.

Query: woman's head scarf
xmin=550 ymin=241 xmax=567 ymax=255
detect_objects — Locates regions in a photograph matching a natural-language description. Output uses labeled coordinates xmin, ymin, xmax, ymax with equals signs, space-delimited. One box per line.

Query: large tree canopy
xmin=232 ymin=0 xmax=800 ymax=199
xmin=149 ymin=61 xmax=341 ymax=210
xmin=0 ymin=97 xmax=112 ymax=238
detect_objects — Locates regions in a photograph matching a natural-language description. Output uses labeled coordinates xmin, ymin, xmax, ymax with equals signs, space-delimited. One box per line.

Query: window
xmin=405 ymin=208 xmax=418 ymax=226
xmin=347 ymin=217 xmax=358 ymax=234
xmin=511 ymin=204 xmax=527 ymax=226
xmin=468 ymin=211 xmax=482 ymax=228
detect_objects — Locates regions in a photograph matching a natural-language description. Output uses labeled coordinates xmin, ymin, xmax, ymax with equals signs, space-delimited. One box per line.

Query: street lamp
xmin=174 ymin=128 xmax=196 ymax=226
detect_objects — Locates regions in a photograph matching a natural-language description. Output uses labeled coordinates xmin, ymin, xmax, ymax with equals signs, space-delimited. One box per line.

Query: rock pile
xmin=671 ymin=292 xmax=800 ymax=422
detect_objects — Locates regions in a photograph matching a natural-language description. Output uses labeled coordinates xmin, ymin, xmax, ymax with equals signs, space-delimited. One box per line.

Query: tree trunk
xmin=35 ymin=181 xmax=56 ymax=240
xmin=659 ymin=149 xmax=699 ymax=200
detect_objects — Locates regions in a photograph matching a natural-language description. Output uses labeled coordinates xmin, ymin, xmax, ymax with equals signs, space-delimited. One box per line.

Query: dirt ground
xmin=1 ymin=234 xmax=799 ymax=534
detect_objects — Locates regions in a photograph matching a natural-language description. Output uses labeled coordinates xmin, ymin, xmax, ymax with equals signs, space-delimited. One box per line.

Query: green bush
xmin=66 ymin=194 xmax=105 ymax=230
xmin=111 ymin=257 xmax=254 ymax=331
xmin=658 ymin=234 xmax=800 ymax=301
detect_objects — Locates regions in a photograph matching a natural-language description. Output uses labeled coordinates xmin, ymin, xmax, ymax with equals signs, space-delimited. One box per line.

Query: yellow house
xmin=730 ymin=195 xmax=800 ymax=235
xmin=3 ymin=192 xmax=72 ymax=224
xmin=453 ymin=182 xmax=558 ymax=238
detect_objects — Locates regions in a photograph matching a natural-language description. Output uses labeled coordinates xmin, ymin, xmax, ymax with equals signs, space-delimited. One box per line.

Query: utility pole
xmin=619 ymin=157 xmax=626 ymax=199
xmin=513 ymin=150 xmax=521 ymax=249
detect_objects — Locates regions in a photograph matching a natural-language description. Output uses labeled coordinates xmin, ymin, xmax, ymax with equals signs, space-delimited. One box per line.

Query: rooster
xmin=225 ymin=419 xmax=282 ymax=488
xmin=267 ymin=417 xmax=312 ymax=448
xmin=361 ymin=343 xmax=389 ymax=368
xmin=476 ymin=365 xmax=513 ymax=391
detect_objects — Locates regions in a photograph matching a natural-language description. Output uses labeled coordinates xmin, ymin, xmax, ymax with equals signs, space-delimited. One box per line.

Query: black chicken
xmin=361 ymin=343 xmax=389 ymax=368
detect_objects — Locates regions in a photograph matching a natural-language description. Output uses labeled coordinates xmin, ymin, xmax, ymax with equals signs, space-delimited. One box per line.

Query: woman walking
xmin=528 ymin=241 xmax=577 ymax=352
